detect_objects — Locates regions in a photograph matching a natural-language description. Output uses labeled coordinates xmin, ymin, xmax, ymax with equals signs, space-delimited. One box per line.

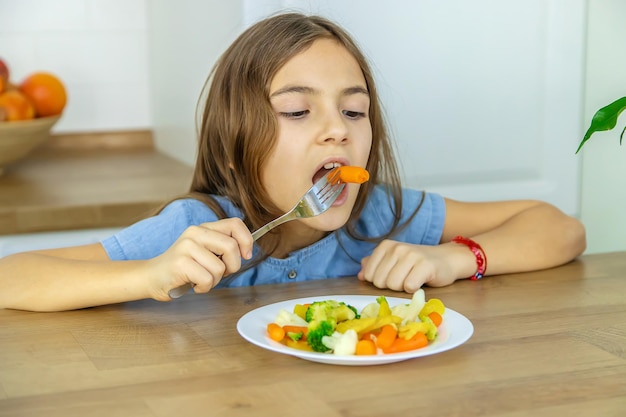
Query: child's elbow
xmin=563 ymin=216 xmax=587 ymax=258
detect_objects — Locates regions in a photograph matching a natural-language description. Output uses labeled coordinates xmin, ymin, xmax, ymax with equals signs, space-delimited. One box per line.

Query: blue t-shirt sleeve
xmin=101 ymin=199 xmax=221 ymax=260
xmin=357 ymin=186 xmax=446 ymax=245
xmin=401 ymin=189 xmax=446 ymax=245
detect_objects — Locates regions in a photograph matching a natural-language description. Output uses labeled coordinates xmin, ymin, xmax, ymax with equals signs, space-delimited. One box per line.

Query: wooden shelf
xmin=0 ymin=131 xmax=193 ymax=235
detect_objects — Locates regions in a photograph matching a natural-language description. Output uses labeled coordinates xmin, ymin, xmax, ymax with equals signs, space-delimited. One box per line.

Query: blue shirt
xmin=101 ymin=186 xmax=446 ymax=288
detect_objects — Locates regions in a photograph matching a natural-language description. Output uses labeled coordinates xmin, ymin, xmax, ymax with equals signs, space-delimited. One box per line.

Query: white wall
xmin=146 ymin=1 xmax=243 ymax=165
xmin=0 ymin=228 xmax=121 ymax=258
xmin=243 ymin=0 xmax=585 ymax=218
xmin=0 ymin=0 xmax=151 ymax=132
xmin=579 ymin=0 xmax=626 ymax=254
xmin=2 ymin=0 xmax=625 ymax=254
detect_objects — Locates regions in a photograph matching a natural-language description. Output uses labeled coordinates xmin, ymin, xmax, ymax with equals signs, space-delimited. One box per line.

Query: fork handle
xmin=168 ymin=283 xmax=192 ymax=299
xmin=251 ymin=210 xmax=299 ymax=240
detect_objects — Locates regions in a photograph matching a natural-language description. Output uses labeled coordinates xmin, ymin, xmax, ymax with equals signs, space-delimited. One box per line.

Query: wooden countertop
xmin=1 ymin=252 xmax=625 ymax=416
xmin=0 ymin=131 xmax=193 ymax=235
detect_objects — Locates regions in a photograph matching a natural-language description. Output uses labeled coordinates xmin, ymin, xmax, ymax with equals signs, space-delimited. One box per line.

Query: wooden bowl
xmin=0 ymin=115 xmax=60 ymax=174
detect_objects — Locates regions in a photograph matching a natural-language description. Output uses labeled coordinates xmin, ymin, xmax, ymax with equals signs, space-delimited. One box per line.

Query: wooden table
xmin=1 ymin=252 xmax=625 ymax=416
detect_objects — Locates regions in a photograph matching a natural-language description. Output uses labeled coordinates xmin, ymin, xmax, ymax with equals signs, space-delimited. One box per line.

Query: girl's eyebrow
xmin=270 ymin=85 xmax=369 ymax=98
xmin=344 ymin=86 xmax=370 ymax=97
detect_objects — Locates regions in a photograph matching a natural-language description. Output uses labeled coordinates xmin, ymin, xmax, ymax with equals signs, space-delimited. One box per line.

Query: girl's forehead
xmin=284 ymin=38 xmax=353 ymax=67
xmin=270 ymin=39 xmax=365 ymax=92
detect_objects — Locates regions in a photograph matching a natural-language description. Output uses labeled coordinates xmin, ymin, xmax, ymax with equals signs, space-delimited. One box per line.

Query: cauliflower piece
xmin=391 ymin=289 xmax=426 ymax=326
xmin=274 ymin=308 xmax=309 ymax=327
xmin=360 ymin=302 xmax=379 ymax=319
xmin=321 ymin=329 xmax=358 ymax=355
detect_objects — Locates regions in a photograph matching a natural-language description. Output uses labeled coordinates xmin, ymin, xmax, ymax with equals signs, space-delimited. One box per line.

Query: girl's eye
xmin=280 ymin=110 xmax=309 ymax=119
xmin=343 ymin=110 xmax=367 ymax=119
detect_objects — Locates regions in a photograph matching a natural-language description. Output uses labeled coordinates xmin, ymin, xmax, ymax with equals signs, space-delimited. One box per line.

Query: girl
xmin=0 ymin=13 xmax=586 ymax=311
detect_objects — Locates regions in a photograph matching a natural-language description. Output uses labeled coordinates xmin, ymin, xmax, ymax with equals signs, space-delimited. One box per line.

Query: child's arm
xmin=0 ymin=245 xmax=154 ymax=311
xmin=358 ymin=199 xmax=586 ymax=292
xmin=439 ymin=198 xmax=586 ymax=276
xmin=0 ymin=218 xmax=254 ymax=311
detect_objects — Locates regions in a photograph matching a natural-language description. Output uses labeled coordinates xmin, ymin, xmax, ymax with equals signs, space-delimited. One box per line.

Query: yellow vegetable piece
xmin=360 ymin=315 xmax=401 ymax=335
xmin=286 ymin=339 xmax=314 ymax=352
xmin=398 ymin=321 xmax=430 ymax=340
xmin=398 ymin=317 xmax=438 ymax=341
xmin=293 ymin=303 xmax=309 ymax=320
xmin=336 ymin=315 xmax=402 ymax=335
xmin=422 ymin=316 xmax=439 ymax=341
xmin=419 ymin=298 xmax=445 ymax=321
xmin=336 ymin=317 xmax=377 ymax=334
xmin=377 ymin=296 xmax=391 ymax=318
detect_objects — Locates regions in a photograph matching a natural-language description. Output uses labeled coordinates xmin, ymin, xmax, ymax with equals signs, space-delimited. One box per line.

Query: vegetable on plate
xmin=265 ymin=289 xmax=446 ymax=356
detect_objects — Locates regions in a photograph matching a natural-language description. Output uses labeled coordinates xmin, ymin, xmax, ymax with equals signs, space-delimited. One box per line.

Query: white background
xmin=1 ymin=0 xmax=625 ymax=255
xmin=242 ymin=0 xmax=584 ymax=216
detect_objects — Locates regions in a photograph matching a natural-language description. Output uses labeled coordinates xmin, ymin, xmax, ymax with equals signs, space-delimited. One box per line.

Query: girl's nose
xmin=318 ymin=110 xmax=349 ymax=144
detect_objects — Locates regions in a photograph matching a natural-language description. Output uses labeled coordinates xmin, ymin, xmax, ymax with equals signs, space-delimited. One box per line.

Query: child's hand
xmin=146 ymin=218 xmax=254 ymax=300
xmin=357 ymin=240 xmax=458 ymax=292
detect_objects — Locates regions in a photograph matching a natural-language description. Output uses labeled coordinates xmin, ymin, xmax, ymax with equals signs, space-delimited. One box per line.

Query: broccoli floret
xmin=305 ymin=300 xmax=357 ymax=323
xmin=307 ymin=320 xmax=335 ymax=352
xmin=286 ymin=331 xmax=303 ymax=342
xmin=305 ymin=300 xmax=357 ymax=352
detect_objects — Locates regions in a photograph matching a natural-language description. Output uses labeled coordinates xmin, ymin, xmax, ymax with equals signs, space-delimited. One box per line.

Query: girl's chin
xmin=310 ymin=207 xmax=352 ymax=232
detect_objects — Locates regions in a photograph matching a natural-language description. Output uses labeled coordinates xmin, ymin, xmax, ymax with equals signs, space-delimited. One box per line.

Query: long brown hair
xmin=187 ymin=12 xmax=409 ymax=258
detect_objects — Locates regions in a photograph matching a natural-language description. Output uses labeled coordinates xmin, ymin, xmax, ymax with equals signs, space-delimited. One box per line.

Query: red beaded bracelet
xmin=451 ymin=236 xmax=487 ymax=280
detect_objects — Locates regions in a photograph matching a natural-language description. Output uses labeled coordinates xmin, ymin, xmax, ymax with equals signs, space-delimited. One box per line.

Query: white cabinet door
xmin=244 ymin=0 xmax=585 ymax=215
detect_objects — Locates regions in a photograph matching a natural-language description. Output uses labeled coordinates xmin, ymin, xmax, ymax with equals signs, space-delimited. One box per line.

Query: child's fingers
xmin=186 ymin=245 xmax=228 ymax=291
xmin=158 ymin=232 xmax=228 ymax=291
xmin=357 ymin=256 xmax=370 ymax=281
xmin=359 ymin=240 xmax=396 ymax=288
xmin=157 ymin=219 xmax=253 ymax=294
xmin=199 ymin=218 xmax=254 ymax=260
xmin=179 ymin=253 xmax=224 ymax=293
xmin=156 ymin=217 xmax=258 ymax=297
xmin=359 ymin=241 xmax=433 ymax=291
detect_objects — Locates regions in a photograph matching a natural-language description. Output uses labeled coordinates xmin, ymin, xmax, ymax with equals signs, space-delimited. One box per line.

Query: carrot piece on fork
xmin=337 ymin=166 xmax=369 ymax=184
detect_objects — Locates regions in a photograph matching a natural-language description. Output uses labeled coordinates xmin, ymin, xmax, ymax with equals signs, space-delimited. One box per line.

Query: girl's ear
xmin=229 ymin=162 xmax=234 ymax=169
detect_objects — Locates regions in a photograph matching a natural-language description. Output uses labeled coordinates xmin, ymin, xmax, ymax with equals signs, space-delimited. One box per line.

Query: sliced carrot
xmin=355 ymin=339 xmax=377 ymax=355
xmin=282 ymin=325 xmax=309 ymax=341
xmin=337 ymin=166 xmax=369 ymax=184
xmin=375 ymin=324 xmax=397 ymax=349
xmin=360 ymin=331 xmax=378 ymax=342
xmin=428 ymin=311 xmax=443 ymax=327
xmin=267 ymin=323 xmax=285 ymax=342
xmin=382 ymin=332 xmax=428 ymax=354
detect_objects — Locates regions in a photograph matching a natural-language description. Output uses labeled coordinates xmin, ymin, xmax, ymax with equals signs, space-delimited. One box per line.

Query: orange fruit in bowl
xmin=19 ymin=72 xmax=67 ymax=117
xmin=0 ymin=58 xmax=9 ymax=82
xmin=0 ymin=90 xmax=36 ymax=121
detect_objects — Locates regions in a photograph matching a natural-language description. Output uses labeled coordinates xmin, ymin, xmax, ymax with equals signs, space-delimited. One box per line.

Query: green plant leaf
xmin=576 ymin=96 xmax=626 ymax=153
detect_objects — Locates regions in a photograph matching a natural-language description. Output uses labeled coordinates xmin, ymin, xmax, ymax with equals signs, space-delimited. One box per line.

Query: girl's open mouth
xmin=312 ymin=161 xmax=343 ymax=184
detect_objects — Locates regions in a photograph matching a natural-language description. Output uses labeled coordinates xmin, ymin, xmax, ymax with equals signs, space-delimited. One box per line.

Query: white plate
xmin=237 ymin=295 xmax=474 ymax=366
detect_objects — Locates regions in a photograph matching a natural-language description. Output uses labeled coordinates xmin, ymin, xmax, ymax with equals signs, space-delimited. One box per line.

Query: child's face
xmin=264 ymin=38 xmax=372 ymax=242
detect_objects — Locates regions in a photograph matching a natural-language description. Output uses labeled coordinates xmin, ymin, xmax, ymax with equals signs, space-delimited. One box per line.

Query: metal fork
xmin=168 ymin=168 xmax=345 ymax=299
